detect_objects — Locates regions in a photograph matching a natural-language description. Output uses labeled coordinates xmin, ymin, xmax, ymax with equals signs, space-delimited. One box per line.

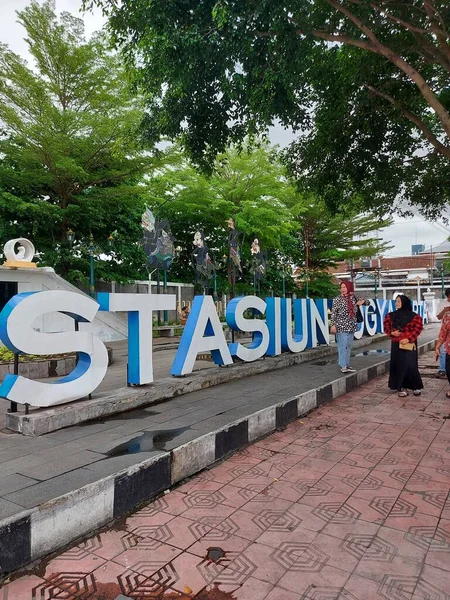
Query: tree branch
xmin=310 ymin=29 xmax=375 ymax=52
xmin=325 ymin=0 xmax=382 ymax=46
xmin=422 ymin=0 xmax=450 ymax=67
xmin=260 ymin=3 xmax=450 ymax=145
xmin=364 ymin=84 xmax=450 ymax=159
xmin=370 ymin=3 xmax=428 ymax=35
xmin=422 ymin=0 xmax=448 ymax=33
xmin=321 ymin=0 xmax=450 ymax=142
xmin=409 ymin=30 xmax=450 ymax=73
xmin=256 ymin=28 xmax=375 ymax=53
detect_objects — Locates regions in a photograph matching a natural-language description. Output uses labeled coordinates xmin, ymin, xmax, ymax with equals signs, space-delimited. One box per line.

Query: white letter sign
xmin=0 ymin=291 xmax=108 ymax=407
xmin=98 ymin=292 xmax=176 ymax=385
xmin=171 ymin=295 xmax=232 ymax=376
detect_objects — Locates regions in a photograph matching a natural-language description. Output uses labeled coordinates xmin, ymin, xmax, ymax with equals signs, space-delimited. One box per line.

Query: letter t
xmin=97 ymin=293 xmax=176 ymax=385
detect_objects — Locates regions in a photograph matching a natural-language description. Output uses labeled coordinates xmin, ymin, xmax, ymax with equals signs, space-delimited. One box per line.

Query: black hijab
xmin=389 ymin=295 xmax=416 ymax=330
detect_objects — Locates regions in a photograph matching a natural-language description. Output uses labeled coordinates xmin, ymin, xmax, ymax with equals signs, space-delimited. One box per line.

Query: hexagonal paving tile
xmin=272 ymin=542 xmax=329 ymax=572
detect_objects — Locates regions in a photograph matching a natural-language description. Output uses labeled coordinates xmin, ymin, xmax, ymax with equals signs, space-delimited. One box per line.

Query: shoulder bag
xmin=400 ymin=342 xmax=416 ymax=351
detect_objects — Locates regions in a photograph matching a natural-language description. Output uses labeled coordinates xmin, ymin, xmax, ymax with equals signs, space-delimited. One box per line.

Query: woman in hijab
xmin=330 ymin=280 xmax=367 ymax=373
xmin=434 ymin=312 xmax=450 ymax=398
xmin=384 ymin=294 xmax=423 ymax=397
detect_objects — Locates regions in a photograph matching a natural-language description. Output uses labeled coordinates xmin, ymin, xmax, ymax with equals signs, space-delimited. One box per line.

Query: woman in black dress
xmin=383 ymin=295 xmax=423 ymax=397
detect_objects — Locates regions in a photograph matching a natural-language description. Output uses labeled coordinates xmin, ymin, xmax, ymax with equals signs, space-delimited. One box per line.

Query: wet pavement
xmin=2 ymin=350 xmax=449 ymax=600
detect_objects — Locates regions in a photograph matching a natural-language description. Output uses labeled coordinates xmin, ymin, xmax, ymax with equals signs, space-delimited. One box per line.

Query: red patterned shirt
xmin=438 ymin=313 xmax=450 ymax=354
xmin=383 ymin=313 xmax=423 ymax=343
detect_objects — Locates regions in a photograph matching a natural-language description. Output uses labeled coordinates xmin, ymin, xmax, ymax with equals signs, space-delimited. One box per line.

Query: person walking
xmin=179 ymin=305 xmax=190 ymax=326
xmin=434 ymin=288 xmax=450 ymax=379
xmin=330 ymin=280 xmax=367 ymax=373
xmin=435 ymin=312 xmax=450 ymax=398
xmin=383 ymin=294 xmax=423 ymax=397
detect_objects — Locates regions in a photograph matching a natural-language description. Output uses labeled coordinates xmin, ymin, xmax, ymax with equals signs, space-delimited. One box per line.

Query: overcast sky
xmin=2 ymin=0 xmax=450 ymax=257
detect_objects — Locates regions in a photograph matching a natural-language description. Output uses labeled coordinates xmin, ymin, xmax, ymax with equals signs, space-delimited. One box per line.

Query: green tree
xmin=146 ymin=143 xmax=392 ymax=298
xmin=86 ymin=0 xmax=450 ymax=217
xmin=291 ymin=197 xmax=393 ymax=297
xmin=147 ymin=143 xmax=298 ymax=296
xmin=0 ymin=0 xmax=164 ymax=285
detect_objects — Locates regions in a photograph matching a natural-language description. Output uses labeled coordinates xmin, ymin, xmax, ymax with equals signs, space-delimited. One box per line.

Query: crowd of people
xmin=331 ymin=281 xmax=450 ymax=398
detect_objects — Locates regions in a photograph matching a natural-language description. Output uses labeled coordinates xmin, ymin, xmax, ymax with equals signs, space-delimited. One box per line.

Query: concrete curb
xmin=7 ymin=335 xmax=387 ymax=436
xmin=0 ymin=337 xmax=436 ymax=577
xmin=0 ymin=356 xmax=76 ymax=381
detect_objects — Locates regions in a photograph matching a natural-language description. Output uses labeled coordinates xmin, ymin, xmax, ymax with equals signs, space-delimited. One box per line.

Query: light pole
xmin=213 ymin=269 xmax=218 ymax=301
xmin=67 ymin=230 xmax=114 ymax=298
xmin=366 ymin=268 xmax=381 ymax=298
xmin=88 ymin=234 xmax=95 ymax=298
xmin=441 ymin=264 xmax=445 ymax=298
xmin=304 ymin=234 xmax=310 ymax=299
xmin=372 ymin=268 xmax=381 ymax=298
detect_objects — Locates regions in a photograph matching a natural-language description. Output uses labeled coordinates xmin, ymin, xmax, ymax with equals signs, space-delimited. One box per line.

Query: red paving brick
xmin=1 ymin=351 xmax=450 ymax=599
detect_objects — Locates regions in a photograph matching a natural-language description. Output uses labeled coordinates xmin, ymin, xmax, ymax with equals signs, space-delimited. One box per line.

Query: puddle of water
xmin=106 ymin=427 xmax=190 ymax=456
xmin=207 ymin=547 xmax=226 ymax=562
xmin=79 ymin=407 xmax=160 ymax=427
xmin=353 ymin=349 xmax=390 ymax=357
xmin=311 ymin=360 xmax=333 ymax=366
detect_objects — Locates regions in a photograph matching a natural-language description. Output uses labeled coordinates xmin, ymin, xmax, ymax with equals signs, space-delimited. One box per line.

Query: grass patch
xmin=0 ymin=347 xmax=74 ymax=363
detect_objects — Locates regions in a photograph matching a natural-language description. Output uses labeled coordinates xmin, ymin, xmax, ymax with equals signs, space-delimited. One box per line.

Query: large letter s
xmin=0 ymin=291 xmax=108 ymax=407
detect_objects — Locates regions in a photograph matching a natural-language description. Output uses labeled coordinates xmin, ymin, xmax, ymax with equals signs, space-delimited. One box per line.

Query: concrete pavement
xmin=1 ymin=342 xmax=449 ymax=599
xmin=0 ymin=326 xmax=440 ymax=580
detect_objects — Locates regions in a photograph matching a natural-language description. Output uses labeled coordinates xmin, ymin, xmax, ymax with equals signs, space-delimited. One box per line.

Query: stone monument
xmin=2 ymin=238 xmax=37 ymax=268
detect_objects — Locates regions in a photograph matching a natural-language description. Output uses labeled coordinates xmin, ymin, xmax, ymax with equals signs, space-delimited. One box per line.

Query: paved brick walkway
xmin=2 ymin=351 xmax=450 ymax=600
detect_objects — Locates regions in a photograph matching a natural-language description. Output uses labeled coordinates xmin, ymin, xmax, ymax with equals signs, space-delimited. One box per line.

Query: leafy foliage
xmin=290 ymin=197 xmax=393 ymax=297
xmin=0 ymin=347 xmax=72 ymax=362
xmin=86 ymin=0 xmax=450 ymax=217
xmin=147 ymin=143 xmax=298 ymax=295
xmin=147 ymin=143 xmax=391 ymax=297
xmin=0 ymin=0 xmax=164 ymax=284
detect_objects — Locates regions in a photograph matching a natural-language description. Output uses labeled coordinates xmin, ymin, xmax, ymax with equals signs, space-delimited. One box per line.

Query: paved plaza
xmin=0 ymin=330 xmax=436 ymax=521
xmin=1 ymin=343 xmax=449 ymax=600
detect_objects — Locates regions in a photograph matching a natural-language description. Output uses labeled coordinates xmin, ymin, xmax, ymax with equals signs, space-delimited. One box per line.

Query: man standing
xmin=435 ymin=288 xmax=450 ymax=378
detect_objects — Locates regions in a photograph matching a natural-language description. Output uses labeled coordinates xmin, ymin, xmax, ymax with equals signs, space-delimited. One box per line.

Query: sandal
xmin=398 ymin=391 xmax=409 ymax=397
xmin=413 ymin=390 xmax=421 ymax=396
xmin=446 ymin=391 xmax=450 ymax=399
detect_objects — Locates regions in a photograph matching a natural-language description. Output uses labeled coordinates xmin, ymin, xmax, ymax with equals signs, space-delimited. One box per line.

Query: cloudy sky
xmin=2 ymin=0 xmax=450 ymax=257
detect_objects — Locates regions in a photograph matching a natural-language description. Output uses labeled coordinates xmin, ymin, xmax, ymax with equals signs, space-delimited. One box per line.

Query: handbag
xmin=356 ymin=306 xmax=363 ymax=323
xmin=400 ymin=342 xmax=416 ymax=351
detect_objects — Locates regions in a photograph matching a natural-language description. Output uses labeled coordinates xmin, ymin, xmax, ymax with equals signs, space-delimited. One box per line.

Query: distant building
xmin=420 ymin=239 xmax=450 ymax=256
xmin=321 ymin=239 xmax=450 ymax=299
xmin=329 ymin=255 xmax=434 ymax=284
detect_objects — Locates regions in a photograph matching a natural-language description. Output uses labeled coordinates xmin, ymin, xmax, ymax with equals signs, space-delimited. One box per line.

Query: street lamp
xmin=441 ymin=264 xmax=445 ymax=299
xmin=88 ymin=233 xmax=95 ymax=298
xmin=363 ymin=268 xmax=381 ymax=298
xmin=304 ymin=238 xmax=310 ymax=299
xmin=67 ymin=229 xmax=114 ymax=298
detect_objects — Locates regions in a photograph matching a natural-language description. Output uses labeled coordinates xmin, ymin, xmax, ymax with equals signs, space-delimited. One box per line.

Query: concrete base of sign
xmin=0 ymin=348 xmax=113 ymax=382
xmin=0 ymin=356 xmax=76 ymax=381
xmin=2 ymin=260 xmax=37 ymax=268
xmin=7 ymin=334 xmax=385 ymax=436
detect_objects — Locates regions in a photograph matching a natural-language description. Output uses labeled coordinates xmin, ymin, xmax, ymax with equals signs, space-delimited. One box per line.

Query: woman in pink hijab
xmin=330 ymin=280 xmax=367 ymax=373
